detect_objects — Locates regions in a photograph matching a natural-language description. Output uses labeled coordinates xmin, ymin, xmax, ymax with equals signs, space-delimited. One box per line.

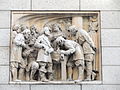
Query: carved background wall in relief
xmin=10 ymin=11 xmax=101 ymax=83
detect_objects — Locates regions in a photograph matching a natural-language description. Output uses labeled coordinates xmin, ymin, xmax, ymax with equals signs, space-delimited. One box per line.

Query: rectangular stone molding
xmin=0 ymin=66 xmax=9 ymax=84
xmin=31 ymin=85 xmax=81 ymax=90
xmin=0 ymin=0 xmax=31 ymax=10
xmin=101 ymin=29 xmax=120 ymax=46
xmin=103 ymin=66 xmax=120 ymax=84
xmin=102 ymin=47 xmax=120 ymax=65
xmin=0 ymin=47 xmax=9 ymax=65
xmin=101 ymin=11 xmax=120 ymax=29
xmin=10 ymin=11 xmax=101 ymax=83
xmin=82 ymin=85 xmax=120 ymax=90
xmin=32 ymin=0 xmax=79 ymax=10
xmin=0 ymin=85 xmax=29 ymax=90
xmin=0 ymin=11 xmax=10 ymax=28
xmin=0 ymin=29 xmax=10 ymax=46
xmin=81 ymin=0 xmax=120 ymax=10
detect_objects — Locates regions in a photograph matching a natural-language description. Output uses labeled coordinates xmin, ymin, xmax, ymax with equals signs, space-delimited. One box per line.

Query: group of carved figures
xmin=11 ymin=22 xmax=98 ymax=82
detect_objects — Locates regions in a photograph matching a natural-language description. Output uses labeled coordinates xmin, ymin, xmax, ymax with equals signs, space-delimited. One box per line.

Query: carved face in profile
xmin=52 ymin=24 xmax=61 ymax=32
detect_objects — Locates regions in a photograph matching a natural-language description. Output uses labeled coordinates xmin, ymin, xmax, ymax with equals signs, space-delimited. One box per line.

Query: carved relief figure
xmin=68 ymin=25 xmax=96 ymax=81
xmin=55 ymin=36 xmax=84 ymax=81
xmin=11 ymin=25 xmax=28 ymax=81
xmin=34 ymin=27 xmax=54 ymax=82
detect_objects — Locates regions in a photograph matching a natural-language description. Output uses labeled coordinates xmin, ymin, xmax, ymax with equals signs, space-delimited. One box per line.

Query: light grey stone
xmin=102 ymin=47 xmax=120 ymax=65
xmin=0 ymin=0 xmax=30 ymax=10
xmin=0 ymin=66 xmax=9 ymax=84
xmin=0 ymin=11 xmax=10 ymax=28
xmin=82 ymin=85 xmax=120 ymax=90
xmin=32 ymin=0 xmax=79 ymax=10
xmin=103 ymin=66 xmax=120 ymax=84
xmin=101 ymin=11 xmax=120 ymax=29
xmin=101 ymin=29 xmax=120 ymax=46
xmin=0 ymin=85 xmax=29 ymax=90
xmin=0 ymin=47 xmax=9 ymax=65
xmin=0 ymin=29 xmax=10 ymax=46
xmin=81 ymin=0 xmax=120 ymax=10
xmin=31 ymin=85 xmax=81 ymax=90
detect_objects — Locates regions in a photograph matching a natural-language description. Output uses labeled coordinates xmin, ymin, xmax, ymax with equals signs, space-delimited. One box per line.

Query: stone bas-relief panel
xmin=10 ymin=11 xmax=101 ymax=84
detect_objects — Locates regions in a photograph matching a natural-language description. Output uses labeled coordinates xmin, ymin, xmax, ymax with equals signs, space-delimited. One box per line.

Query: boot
xmin=40 ymin=72 xmax=49 ymax=82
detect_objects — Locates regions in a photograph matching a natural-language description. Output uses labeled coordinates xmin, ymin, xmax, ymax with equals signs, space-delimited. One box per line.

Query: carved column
xmin=72 ymin=16 xmax=83 ymax=29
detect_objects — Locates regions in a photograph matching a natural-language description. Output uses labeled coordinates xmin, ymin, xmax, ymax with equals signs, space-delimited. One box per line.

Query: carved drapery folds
xmin=10 ymin=11 xmax=101 ymax=83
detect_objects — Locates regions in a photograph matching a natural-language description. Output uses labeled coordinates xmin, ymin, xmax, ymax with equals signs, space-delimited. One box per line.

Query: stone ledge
xmin=9 ymin=81 xmax=102 ymax=85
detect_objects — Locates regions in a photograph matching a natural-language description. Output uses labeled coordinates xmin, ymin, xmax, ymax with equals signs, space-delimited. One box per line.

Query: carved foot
xmin=74 ymin=79 xmax=83 ymax=83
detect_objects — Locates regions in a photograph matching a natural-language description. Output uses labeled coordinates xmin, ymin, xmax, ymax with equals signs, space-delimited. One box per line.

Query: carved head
xmin=20 ymin=24 xmax=28 ymax=32
xmin=52 ymin=24 xmax=62 ymax=32
xmin=43 ymin=27 xmax=51 ymax=36
xmin=22 ymin=29 xmax=31 ymax=39
xmin=12 ymin=24 xmax=20 ymax=31
xmin=68 ymin=25 xmax=78 ymax=36
xmin=55 ymin=36 xmax=65 ymax=46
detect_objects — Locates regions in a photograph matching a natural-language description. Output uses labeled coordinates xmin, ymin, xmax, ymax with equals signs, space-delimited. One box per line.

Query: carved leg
xmin=75 ymin=60 xmax=84 ymax=82
xmin=47 ymin=63 xmax=53 ymax=81
xmin=18 ymin=68 xmax=25 ymax=81
xmin=67 ymin=61 xmax=73 ymax=81
xmin=11 ymin=68 xmax=18 ymax=81
xmin=77 ymin=66 xmax=84 ymax=81
xmin=39 ymin=62 xmax=48 ymax=82
xmin=10 ymin=62 xmax=18 ymax=81
xmin=30 ymin=61 xmax=39 ymax=81
xmin=26 ymin=71 xmax=30 ymax=81
xmin=67 ymin=66 xmax=73 ymax=81
xmin=85 ymin=61 xmax=92 ymax=81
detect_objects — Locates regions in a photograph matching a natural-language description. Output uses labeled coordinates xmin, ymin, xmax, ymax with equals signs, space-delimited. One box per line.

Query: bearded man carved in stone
xmin=55 ymin=36 xmax=84 ymax=82
xmin=34 ymin=27 xmax=54 ymax=82
xmin=68 ymin=25 xmax=96 ymax=81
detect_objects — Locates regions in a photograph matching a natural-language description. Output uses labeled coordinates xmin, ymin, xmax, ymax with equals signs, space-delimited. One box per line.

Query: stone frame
xmin=9 ymin=10 xmax=102 ymax=84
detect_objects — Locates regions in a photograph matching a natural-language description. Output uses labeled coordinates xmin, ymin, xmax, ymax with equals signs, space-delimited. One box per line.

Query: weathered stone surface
xmin=31 ymin=85 xmax=81 ymax=90
xmin=81 ymin=0 xmax=120 ymax=10
xmin=0 ymin=85 xmax=29 ymax=90
xmin=102 ymin=47 xmax=120 ymax=65
xmin=0 ymin=0 xmax=30 ymax=10
xmin=103 ymin=66 xmax=120 ymax=84
xmin=101 ymin=11 xmax=120 ymax=29
xmin=0 ymin=11 xmax=10 ymax=28
xmin=101 ymin=29 xmax=120 ymax=46
xmin=0 ymin=66 xmax=9 ymax=84
xmin=82 ymin=85 xmax=120 ymax=90
xmin=32 ymin=0 xmax=79 ymax=10
xmin=0 ymin=29 xmax=10 ymax=46
xmin=0 ymin=47 xmax=9 ymax=65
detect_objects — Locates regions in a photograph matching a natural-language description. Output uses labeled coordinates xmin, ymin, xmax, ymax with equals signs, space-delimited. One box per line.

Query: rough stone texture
xmin=101 ymin=11 xmax=120 ymax=29
xmin=0 ymin=0 xmax=30 ymax=10
xmin=0 ymin=85 xmax=29 ymax=90
xmin=81 ymin=0 xmax=120 ymax=10
xmin=0 ymin=66 xmax=9 ymax=84
xmin=82 ymin=85 xmax=120 ymax=90
xmin=102 ymin=47 xmax=120 ymax=65
xmin=0 ymin=11 xmax=10 ymax=28
xmin=0 ymin=29 xmax=10 ymax=46
xmin=101 ymin=29 xmax=120 ymax=46
xmin=31 ymin=85 xmax=81 ymax=90
xmin=103 ymin=66 xmax=120 ymax=84
xmin=32 ymin=0 xmax=79 ymax=10
xmin=0 ymin=47 xmax=9 ymax=65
